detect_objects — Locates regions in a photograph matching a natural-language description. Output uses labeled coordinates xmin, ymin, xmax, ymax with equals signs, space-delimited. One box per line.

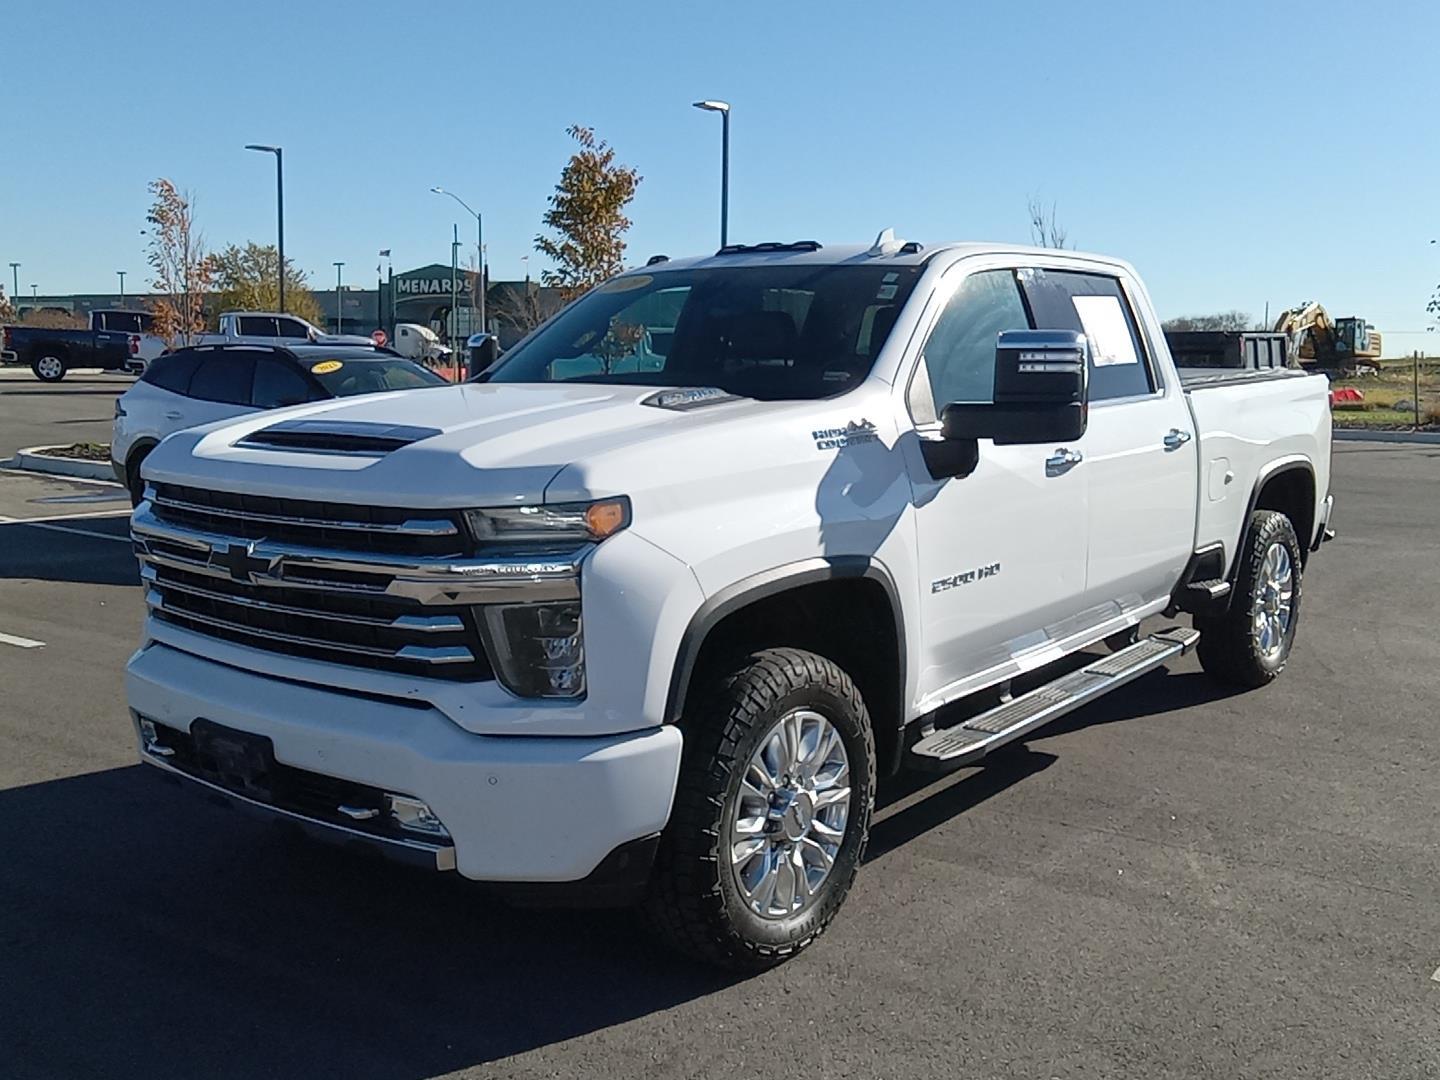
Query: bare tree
xmin=1027 ymin=196 xmax=1070 ymax=249
xmin=487 ymin=278 xmax=563 ymax=336
xmin=0 ymin=285 xmax=14 ymax=323
xmin=1162 ymin=311 xmax=1254 ymax=332
xmin=145 ymin=178 xmax=212 ymax=346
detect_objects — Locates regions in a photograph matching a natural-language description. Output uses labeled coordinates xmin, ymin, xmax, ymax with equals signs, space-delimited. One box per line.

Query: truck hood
xmin=142 ymin=382 xmax=804 ymax=507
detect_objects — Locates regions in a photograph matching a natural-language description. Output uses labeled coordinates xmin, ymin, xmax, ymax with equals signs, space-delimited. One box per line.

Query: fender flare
xmin=663 ymin=556 xmax=907 ymax=732
xmin=1232 ymin=455 xmax=1316 ymax=581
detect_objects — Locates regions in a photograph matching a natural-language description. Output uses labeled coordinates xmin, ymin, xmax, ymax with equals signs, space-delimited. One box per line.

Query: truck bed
xmin=1182 ymin=368 xmax=1332 ymax=577
xmin=1178 ymin=367 xmax=1311 ymax=390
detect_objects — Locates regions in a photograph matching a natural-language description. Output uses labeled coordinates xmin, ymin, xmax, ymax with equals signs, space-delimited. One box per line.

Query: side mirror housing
xmin=942 ymin=330 xmax=1089 ymax=446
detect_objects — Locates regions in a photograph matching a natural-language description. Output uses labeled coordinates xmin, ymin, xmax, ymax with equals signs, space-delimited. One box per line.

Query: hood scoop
xmin=236 ymin=418 xmax=442 ymax=456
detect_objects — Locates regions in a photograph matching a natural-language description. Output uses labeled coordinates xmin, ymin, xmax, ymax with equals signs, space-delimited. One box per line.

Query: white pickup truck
xmin=126 ymin=237 xmax=1333 ymax=969
xmin=199 ymin=311 xmax=374 ymax=348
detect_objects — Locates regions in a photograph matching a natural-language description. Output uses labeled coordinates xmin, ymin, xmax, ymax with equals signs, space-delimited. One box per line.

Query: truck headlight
xmin=480 ymin=601 xmax=585 ymax=698
xmin=464 ymin=498 xmax=629 ymax=549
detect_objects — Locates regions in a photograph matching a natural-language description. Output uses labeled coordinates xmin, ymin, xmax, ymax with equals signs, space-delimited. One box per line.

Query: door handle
xmin=164 ymin=411 xmax=183 ymax=421
xmin=1163 ymin=428 xmax=1193 ymax=451
xmin=1045 ymin=448 xmax=1083 ymax=476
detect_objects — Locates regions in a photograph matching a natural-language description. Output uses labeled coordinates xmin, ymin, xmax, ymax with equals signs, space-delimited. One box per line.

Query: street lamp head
xmin=693 ymin=100 xmax=730 ymax=113
xmin=430 ymin=186 xmax=445 ymax=194
xmin=245 ymin=144 xmax=280 ymax=154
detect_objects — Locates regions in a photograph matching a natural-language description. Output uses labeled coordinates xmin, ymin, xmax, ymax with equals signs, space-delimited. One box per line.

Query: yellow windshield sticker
xmin=310 ymin=360 xmax=344 ymax=375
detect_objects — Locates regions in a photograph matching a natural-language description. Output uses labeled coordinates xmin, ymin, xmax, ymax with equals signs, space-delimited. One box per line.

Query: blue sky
xmin=4 ymin=0 xmax=1438 ymax=349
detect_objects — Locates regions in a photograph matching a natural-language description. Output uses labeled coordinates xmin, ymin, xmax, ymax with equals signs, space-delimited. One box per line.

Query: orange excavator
xmin=1273 ymin=301 xmax=1382 ymax=374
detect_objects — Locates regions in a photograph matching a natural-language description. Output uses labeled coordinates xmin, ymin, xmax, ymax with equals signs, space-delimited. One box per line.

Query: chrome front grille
xmin=133 ymin=488 xmax=584 ymax=683
xmin=148 ymin=483 xmax=466 ymax=557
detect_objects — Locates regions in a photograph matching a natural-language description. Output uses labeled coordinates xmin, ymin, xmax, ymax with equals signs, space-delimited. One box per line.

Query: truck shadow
xmin=0 ymin=764 xmax=736 ymax=1079
xmin=0 ymin=517 xmax=139 ymax=587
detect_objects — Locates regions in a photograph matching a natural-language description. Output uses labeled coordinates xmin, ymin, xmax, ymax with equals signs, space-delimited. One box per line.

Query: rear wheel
xmin=647 ymin=647 xmax=875 ymax=970
xmin=32 ymin=353 xmax=66 ymax=382
xmin=1196 ymin=510 xmax=1303 ymax=688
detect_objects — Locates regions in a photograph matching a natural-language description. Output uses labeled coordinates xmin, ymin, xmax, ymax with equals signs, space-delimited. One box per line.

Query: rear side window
xmin=917 ymin=269 xmax=1031 ymax=417
xmin=251 ymin=356 xmax=316 ymax=408
xmin=188 ymin=353 xmax=258 ymax=405
xmin=140 ymin=351 xmax=200 ymax=394
xmin=1017 ymin=270 xmax=1154 ymax=401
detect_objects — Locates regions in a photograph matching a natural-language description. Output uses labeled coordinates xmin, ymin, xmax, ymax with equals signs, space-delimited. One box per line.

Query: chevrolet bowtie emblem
xmin=209 ymin=541 xmax=274 ymax=585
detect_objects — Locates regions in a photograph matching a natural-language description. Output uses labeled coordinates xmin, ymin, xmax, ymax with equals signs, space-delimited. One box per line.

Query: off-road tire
xmin=1196 ymin=510 xmax=1303 ymax=689
xmin=646 ymin=647 xmax=875 ymax=970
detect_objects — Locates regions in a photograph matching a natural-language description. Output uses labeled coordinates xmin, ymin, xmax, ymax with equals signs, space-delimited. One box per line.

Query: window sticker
xmin=1071 ymin=295 xmax=1138 ymax=367
xmin=310 ymin=360 xmax=344 ymax=374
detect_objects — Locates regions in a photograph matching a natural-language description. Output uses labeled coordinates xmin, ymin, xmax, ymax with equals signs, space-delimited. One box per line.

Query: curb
xmin=1333 ymin=429 xmax=1440 ymax=446
xmin=14 ymin=445 xmax=119 ymax=482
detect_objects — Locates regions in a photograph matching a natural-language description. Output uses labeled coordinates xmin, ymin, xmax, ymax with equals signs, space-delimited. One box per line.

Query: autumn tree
xmin=208 ymin=242 xmax=326 ymax=328
xmin=534 ymin=125 xmax=642 ymax=300
xmin=145 ymin=179 xmax=212 ymax=346
xmin=1027 ymin=196 xmax=1070 ymax=249
xmin=0 ymin=286 xmax=14 ymax=323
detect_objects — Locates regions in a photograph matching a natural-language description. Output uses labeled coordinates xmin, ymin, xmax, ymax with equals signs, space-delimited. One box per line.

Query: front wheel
xmin=32 ymin=353 xmax=67 ymax=382
xmin=1196 ymin=510 xmax=1303 ymax=688
xmin=647 ymin=648 xmax=875 ymax=970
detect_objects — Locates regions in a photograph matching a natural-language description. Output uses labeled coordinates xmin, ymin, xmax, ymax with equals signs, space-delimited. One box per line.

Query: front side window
xmin=306 ymin=357 xmax=445 ymax=397
xmin=488 ymin=264 xmax=924 ymax=401
xmin=251 ymin=357 xmax=316 ymax=408
xmin=276 ymin=318 xmax=312 ymax=339
xmin=914 ymin=269 xmax=1030 ymax=420
xmin=1017 ymin=270 xmax=1155 ymax=401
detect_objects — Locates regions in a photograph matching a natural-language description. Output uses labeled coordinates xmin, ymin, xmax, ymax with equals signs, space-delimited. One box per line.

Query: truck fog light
xmin=138 ymin=717 xmax=174 ymax=758
xmin=387 ymin=794 xmax=449 ymax=837
xmin=480 ymin=601 xmax=586 ymax=698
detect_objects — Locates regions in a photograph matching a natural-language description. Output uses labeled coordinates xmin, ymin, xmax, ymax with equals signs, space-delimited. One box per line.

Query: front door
xmin=900 ymin=265 xmax=1089 ymax=710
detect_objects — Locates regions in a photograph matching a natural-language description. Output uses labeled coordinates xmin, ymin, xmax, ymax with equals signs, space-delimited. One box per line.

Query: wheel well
xmin=1254 ymin=466 xmax=1315 ymax=563
xmin=678 ymin=577 xmax=905 ymax=776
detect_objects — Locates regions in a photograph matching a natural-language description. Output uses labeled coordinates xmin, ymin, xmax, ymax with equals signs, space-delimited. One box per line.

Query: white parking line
xmin=0 ymin=508 xmax=130 ymax=523
xmin=0 ymin=519 xmax=132 ymax=544
xmin=0 ymin=632 xmax=45 ymax=649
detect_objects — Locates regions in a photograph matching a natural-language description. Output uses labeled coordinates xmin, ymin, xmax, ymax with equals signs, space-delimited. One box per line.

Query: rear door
xmin=900 ymin=263 xmax=1090 ymax=705
xmin=1017 ymin=268 xmax=1197 ymax=616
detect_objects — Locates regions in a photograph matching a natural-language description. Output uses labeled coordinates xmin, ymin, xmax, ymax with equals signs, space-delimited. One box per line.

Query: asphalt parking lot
xmin=2 ymin=380 xmax=1438 ymax=1079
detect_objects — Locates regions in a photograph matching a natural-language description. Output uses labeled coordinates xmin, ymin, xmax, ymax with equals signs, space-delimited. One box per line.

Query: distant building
xmin=16 ymin=263 xmax=560 ymax=349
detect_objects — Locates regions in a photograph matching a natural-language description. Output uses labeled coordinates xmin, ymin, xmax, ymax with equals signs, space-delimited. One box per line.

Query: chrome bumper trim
xmin=140 ymin=750 xmax=457 ymax=872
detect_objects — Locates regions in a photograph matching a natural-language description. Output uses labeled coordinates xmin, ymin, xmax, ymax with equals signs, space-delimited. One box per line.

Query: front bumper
xmin=126 ymin=641 xmax=683 ymax=884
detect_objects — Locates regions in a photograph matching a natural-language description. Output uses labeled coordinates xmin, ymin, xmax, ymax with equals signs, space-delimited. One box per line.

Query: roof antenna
xmin=868 ymin=227 xmax=903 ymax=256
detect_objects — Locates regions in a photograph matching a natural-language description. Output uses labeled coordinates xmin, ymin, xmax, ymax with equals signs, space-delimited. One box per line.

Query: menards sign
xmin=393 ymin=265 xmax=478 ymax=297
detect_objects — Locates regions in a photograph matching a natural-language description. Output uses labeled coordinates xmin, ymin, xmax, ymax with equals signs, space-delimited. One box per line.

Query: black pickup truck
xmin=1 ymin=309 xmax=159 ymax=382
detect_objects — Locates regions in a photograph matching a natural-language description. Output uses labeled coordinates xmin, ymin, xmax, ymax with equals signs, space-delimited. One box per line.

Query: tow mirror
xmin=942 ymin=330 xmax=1089 ymax=446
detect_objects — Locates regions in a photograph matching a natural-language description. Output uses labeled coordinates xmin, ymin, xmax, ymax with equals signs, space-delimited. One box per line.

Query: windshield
xmin=301 ymin=356 xmax=446 ymax=397
xmin=488 ymin=263 xmax=923 ymax=400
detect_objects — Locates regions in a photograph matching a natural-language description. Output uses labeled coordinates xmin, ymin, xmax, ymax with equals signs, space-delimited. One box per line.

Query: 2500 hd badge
xmin=932 ymin=562 xmax=1001 ymax=593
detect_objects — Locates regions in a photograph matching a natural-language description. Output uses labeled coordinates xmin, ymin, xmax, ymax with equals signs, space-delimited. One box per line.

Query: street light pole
xmin=245 ymin=145 xmax=285 ymax=312
xmin=8 ymin=263 xmax=19 ymax=300
xmin=430 ymin=187 xmax=484 ymax=338
xmin=333 ymin=262 xmax=345 ymax=334
xmin=692 ymin=100 xmax=731 ymax=246
xmin=117 ymin=270 xmax=126 ymax=304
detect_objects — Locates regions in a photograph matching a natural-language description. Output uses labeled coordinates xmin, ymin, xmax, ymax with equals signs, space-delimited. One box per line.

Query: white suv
xmin=112 ymin=343 xmax=444 ymax=503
